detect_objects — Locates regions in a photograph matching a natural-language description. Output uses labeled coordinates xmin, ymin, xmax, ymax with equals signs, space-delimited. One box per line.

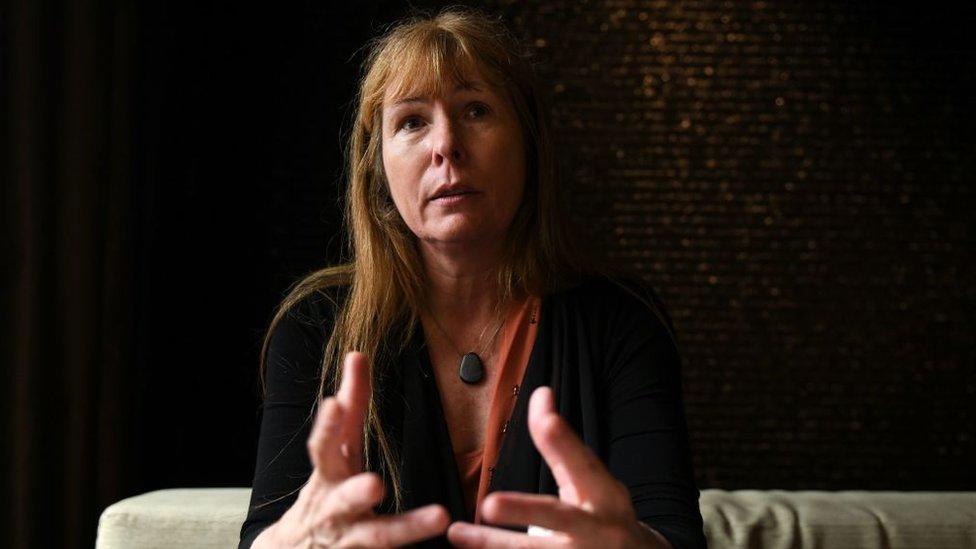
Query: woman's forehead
xmin=383 ymin=62 xmax=497 ymax=105
xmin=386 ymin=78 xmax=491 ymax=108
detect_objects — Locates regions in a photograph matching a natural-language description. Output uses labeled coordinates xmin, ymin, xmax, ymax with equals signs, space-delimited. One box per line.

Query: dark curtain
xmin=2 ymin=1 xmax=440 ymax=547
xmin=3 ymin=0 xmax=140 ymax=548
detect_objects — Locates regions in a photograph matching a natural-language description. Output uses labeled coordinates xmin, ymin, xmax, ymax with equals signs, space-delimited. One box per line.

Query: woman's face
xmin=380 ymin=69 xmax=526 ymax=251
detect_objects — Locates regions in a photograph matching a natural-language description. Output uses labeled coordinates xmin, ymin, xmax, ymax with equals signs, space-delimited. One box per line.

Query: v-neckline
xmin=412 ymin=293 xmax=548 ymax=523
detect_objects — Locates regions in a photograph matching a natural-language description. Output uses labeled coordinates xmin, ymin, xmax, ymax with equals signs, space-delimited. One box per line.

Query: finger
xmin=447 ymin=521 xmax=566 ymax=549
xmin=341 ymin=504 xmax=450 ymax=547
xmin=336 ymin=351 xmax=371 ymax=471
xmin=528 ymin=387 xmax=621 ymax=510
xmin=480 ymin=491 xmax=593 ymax=536
xmin=307 ymin=397 xmax=350 ymax=482
xmin=323 ymin=472 xmax=386 ymax=519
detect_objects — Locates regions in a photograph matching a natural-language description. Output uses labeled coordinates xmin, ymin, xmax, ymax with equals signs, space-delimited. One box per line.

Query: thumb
xmin=336 ymin=351 xmax=371 ymax=471
xmin=528 ymin=386 xmax=618 ymax=510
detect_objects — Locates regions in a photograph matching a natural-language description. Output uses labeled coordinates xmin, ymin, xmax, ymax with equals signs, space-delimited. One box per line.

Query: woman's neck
xmin=419 ymin=238 xmax=507 ymax=325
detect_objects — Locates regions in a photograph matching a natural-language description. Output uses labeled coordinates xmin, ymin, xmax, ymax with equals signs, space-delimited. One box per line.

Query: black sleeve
xmin=238 ymin=292 xmax=338 ymax=548
xmin=600 ymin=280 xmax=707 ymax=549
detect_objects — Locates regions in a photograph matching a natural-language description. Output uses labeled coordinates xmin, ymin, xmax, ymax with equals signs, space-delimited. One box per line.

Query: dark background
xmin=3 ymin=1 xmax=974 ymax=547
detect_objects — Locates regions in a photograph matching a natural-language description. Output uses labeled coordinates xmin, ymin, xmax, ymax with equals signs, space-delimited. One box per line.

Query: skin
xmin=380 ymin=70 xmax=527 ymax=327
xmin=380 ymin=74 xmax=526 ymax=246
xmin=254 ymin=67 xmax=672 ymax=548
xmin=381 ymin=70 xmax=528 ymax=461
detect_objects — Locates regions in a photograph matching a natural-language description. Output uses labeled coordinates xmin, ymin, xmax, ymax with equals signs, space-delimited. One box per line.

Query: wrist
xmin=253 ymin=521 xmax=294 ymax=549
xmin=251 ymin=524 xmax=276 ymax=548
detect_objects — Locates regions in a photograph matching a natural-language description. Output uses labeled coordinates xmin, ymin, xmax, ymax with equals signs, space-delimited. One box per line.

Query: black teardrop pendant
xmin=458 ymin=352 xmax=485 ymax=384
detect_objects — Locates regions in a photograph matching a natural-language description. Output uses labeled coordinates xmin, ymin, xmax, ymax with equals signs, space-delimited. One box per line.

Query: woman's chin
xmin=422 ymin=233 xmax=481 ymax=247
xmin=419 ymin=225 xmax=496 ymax=248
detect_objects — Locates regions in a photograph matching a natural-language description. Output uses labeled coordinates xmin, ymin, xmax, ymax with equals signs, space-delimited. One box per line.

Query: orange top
xmin=451 ymin=294 xmax=541 ymax=523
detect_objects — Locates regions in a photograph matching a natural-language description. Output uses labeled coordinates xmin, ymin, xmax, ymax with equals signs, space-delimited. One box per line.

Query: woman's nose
xmin=430 ymin=118 xmax=463 ymax=165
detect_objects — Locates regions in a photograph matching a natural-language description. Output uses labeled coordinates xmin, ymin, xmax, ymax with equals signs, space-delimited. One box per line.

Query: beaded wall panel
xmin=476 ymin=0 xmax=975 ymax=489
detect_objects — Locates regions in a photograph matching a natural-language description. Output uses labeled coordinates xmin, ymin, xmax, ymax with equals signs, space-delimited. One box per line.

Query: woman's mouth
xmin=430 ymin=182 xmax=481 ymax=201
xmin=431 ymin=190 xmax=480 ymax=204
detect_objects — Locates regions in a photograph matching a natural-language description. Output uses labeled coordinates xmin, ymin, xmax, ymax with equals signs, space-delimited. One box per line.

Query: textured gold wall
xmin=484 ymin=0 xmax=974 ymax=489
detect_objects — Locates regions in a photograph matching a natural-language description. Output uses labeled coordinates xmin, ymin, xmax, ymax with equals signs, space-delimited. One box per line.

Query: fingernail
xmin=425 ymin=505 xmax=448 ymax=526
xmin=481 ymin=494 xmax=500 ymax=517
xmin=448 ymin=523 xmax=473 ymax=542
xmin=528 ymin=524 xmax=555 ymax=537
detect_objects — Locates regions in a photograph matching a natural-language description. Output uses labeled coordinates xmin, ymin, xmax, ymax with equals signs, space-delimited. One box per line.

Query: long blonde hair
xmin=259 ymin=5 xmax=589 ymax=511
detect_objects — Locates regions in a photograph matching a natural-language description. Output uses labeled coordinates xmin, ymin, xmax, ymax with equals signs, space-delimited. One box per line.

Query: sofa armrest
xmin=701 ymin=490 xmax=976 ymax=548
xmin=96 ymin=488 xmax=251 ymax=549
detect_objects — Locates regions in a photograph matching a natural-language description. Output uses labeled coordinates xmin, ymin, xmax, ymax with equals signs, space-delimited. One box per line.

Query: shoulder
xmin=277 ymin=284 xmax=350 ymax=331
xmin=269 ymin=264 xmax=354 ymax=338
xmin=574 ymin=273 xmax=660 ymax=302
xmin=551 ymin=272 xmax=678 ymax=349
xmin=262 ymin=283 xmax=350 ymax=392
xmin=269 ymin=282 xmax=350 ymax=351
xmin=557 ymin=273 xmax=671 ymax=320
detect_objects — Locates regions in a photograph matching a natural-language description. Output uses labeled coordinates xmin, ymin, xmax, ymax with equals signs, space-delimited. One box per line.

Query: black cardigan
xmin=239 ymin=275 xmax=707 ymax=548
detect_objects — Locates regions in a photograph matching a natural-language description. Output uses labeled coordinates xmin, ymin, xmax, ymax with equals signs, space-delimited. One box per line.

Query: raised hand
xmin=254 ymin=352 xmax=450 ymax=548
xmin=446 ymin=386 xmax=672 ymax=549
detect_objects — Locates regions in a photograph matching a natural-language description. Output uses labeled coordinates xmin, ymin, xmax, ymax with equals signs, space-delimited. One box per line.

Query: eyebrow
xmin=390 ymin=80 xmax=487 ymax=108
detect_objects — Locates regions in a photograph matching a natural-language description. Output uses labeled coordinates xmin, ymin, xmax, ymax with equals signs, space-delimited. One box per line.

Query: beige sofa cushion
xmin=701 ymin=490 xmax=976 ymax=549
xmin=97 ymin=488 xmax=976 ymax=548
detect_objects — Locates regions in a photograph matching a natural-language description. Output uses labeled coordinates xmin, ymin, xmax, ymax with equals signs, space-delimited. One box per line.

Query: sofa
xmin=96 ymin=488 xmax=976 ymax=548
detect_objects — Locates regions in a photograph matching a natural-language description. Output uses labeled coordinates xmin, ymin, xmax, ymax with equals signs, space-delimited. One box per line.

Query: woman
xmin=241 ymin=7 xmax=706 ymax=549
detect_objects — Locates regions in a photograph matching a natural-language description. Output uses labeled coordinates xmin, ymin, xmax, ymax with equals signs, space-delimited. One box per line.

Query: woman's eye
xmin=467 ymin=102 xmax=490 ymax=118
xmin=399 ymin=116 xmax=423 ymax=131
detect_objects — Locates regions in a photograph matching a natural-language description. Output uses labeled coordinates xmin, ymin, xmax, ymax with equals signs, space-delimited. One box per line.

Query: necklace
xmin=424 ymin=300 xmax=507 ymax=385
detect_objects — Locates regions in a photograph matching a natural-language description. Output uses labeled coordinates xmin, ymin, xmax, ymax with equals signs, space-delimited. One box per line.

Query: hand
xmin=446 ymin=386 xmax=672 ymax=549
xmin=255 ymin=352 xmax=450 ymax=548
